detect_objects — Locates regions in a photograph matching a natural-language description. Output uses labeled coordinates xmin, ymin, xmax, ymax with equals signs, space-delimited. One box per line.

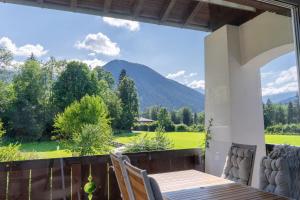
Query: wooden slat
xmin=184 ymin=1 xmax=205 ymax=25
xmin=150 ymin=170 xmax=288 ymax=200
xmin=103 ymin=0 xmax=112 ymax=13
xmin=161 ymin=0 xmax=177 ymax=21
xmin=70 ymin=0 xmax=77 ymax=8
xmin=132 ymin=0 xmax=144 ymax=17
xmin=71 ymin=164 xmax=81 ymax=200
xmin=52 ymin=159 xmax=71 ymax=200
xmin=8 ymin=170 xmax=30 ymax=199
xmin=31 ymin=168 xmax=51 ymax=200
xmin=0 ymin=171 xmax=7 ymax=200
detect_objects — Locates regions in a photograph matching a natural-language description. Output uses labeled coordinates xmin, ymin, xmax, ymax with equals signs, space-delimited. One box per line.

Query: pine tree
xmin=181 ymin=107 xmax=192 ymax=126
xmin=287 ymin=102 xmax=294 ymax=124
xmin=117 ymin=75 xmax=139 ymax=130
xmin=193 ymin=113 xmax=198 ymax=124
xmin=119 ymin=69 xmax=127 ymax=84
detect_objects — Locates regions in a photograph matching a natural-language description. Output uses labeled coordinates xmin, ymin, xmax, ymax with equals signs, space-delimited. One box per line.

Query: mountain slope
xmin=263 ymin=92 xmax=297 ymax=104
xmin=103 ymin=60 xmax=204 ymax=112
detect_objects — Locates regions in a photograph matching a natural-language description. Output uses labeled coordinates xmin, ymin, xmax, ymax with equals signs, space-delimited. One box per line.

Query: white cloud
xmin=88 ymin=52 xmax=96 ymax=57
xmin=75 ymin=32 xmax=120 ymax=56
xmin=189 ymin=72 xmax=198 ymax=77
xmin=166 ymin=70 xmax=185 ymax=79
xmin=68 ymin=58 xmax=107 ymax=69
xmin=262 ymin=66 xmax=298 ymax=96
xmin=102 ymin=17 xmax=140 ymax=31
xmin=82 ymin=59 xmax=107 ymax=69
xmin=262 ymin=82 xmax=298 ymax=96
xmin=274 ymin=66 xmax=297 ymax=85
xmin=0 ymin=37 xmax=47 ymax=57
xmin=187 ymin=80 xmax=205 ymax=90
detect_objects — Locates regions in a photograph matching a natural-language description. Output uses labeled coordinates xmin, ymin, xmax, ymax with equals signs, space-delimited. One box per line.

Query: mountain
xmin=262 ymin=92 xmax=297 ymax=104
xmin=279 ymin=95 xmax=298 ymax=104
xmin=103 ymin=60 xmax=204 ymax=112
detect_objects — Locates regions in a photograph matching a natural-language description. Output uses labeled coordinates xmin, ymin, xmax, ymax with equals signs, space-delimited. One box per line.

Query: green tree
xmin=54 ymin=95 xmax=111 ymax=140
xmin=119 ymin=69 xmax=127 ymax=84
xmin=8 ymin=60 xmax=44 ymax=139
xmin=150 ymin=106 xmax=160 ymax=121
xmin=170 ymin=111 xmax=180 ymax=124
xmin=52 ymin=61 xmax=99 ymax=111
xmin=287 ymin=102 xmax=294 ymax=124
xmin=275 ymin=105 xmax=286 ymax=124
xmin=181 ymin=107 xmax=193 ymax=126
xmin=0 ymin=47 xmax=13 ymax=68
xmin=0 ymin=81 xmax=15 ymax=115
xmin=118 ymin=76 xmax=139 ymax=130
xmin=69 ymin=124 xmax=112 ymax=156
xmin=95 ymin=67 xmax=115 ymax=89
xmin=157 ymin=107 xmax=173 ymax=130
xmin=193 ymin=112 xmax=198 ymax=124
xmin=263 ymin=99 xmax=275 ymax=127
xmin=98 ymin=80 xmax=122 ymax=130
xmin=198 ymin=112 xmax=205 ymax=125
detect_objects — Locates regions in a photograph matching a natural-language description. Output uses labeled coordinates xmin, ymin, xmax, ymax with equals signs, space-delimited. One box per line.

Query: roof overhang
xmin=0 ymin=0 xmax=295 ymax=31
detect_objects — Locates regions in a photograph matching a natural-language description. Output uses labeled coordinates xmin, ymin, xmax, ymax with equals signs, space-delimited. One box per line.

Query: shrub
xmin=133 ymin=123 xmax=149 ymax=131
xmin=53 ymin=95 xmax=111 ymax=140
xmin=265 ymin=123 xmax=300 ymax=135
xmin=53 ymin=95 xmax=112 ymax=156
xmin=148 ymin=121 xmax=159 ymax=132
xmin=68 ymin=124 xmax=112 ymax=156
xmin=175 ymin=124 xmax=188 ymax=132
xmin=189 ymin=124 xmax=205 ymax=132
xmin=0 ymin=144 xmax=37 ymax=162
xmin=123 ymin=126 xmax=173 ymax=153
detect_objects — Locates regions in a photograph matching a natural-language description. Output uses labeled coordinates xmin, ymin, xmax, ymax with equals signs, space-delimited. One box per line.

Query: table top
xmin=150 ymin=170 xmax=288 ymax=200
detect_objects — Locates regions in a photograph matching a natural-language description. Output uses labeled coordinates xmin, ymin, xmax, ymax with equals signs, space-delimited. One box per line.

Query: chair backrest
xmin=222 ymin=143 xmax=257 ymax=185
xmin=124 ymin=161 xmax=163 ymax=200
xmin=110 ymin=153 xmax=134 ymax=200
xmin=259 ymin=156 xmax=290 ymax=197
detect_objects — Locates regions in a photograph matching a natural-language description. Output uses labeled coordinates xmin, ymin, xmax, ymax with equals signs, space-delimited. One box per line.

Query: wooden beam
xmin=70 ymin=0 xmax=77 ymax=8
xmin=184 ymin=1 xmax=204 ymax=25
xmin=133 ymin=0 xmax=144 ymax=18
xmin=161 ymin=0 xmax=176 ymax=21
xmin=104 ymin=0 xmax=112 ymax=13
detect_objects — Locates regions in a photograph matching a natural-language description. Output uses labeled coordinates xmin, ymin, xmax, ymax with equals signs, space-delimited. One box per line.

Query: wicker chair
xmin=222 ymin=143 xmax=257 ymax=185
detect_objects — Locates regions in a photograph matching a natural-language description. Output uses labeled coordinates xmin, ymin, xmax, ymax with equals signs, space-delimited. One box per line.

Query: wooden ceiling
xmin=0 ymin=0 xmax=291 ymax=31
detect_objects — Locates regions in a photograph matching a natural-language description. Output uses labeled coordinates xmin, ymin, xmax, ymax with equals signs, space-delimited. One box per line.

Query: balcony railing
xmin=0 ymin=148 xmax=204 ymax=200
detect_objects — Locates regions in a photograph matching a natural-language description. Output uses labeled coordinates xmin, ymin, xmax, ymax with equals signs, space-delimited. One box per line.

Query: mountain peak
xmin=103 ymin=60 xmax=204 ymax=112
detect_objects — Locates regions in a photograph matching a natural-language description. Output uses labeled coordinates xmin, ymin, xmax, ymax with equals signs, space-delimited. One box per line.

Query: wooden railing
xmin=0 ymin=148 xmax=204 ymax=200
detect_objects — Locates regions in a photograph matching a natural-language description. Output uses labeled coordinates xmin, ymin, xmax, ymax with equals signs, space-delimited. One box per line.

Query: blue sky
xmin=0 ymin=3 xmax=297 ymax=97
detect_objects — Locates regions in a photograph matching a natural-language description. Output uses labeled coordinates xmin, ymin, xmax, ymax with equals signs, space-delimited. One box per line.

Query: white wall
xmin=205 ymin=12 xmax=294 ymax=188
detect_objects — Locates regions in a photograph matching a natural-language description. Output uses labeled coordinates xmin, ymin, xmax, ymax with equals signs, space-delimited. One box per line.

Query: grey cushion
xmin=222 ymin=145 xmax=255 ymax=185
xmin=149 ymin=177 xmax=164 ymax=200
xmin=259 ymin=156 xmax=290 ymax=197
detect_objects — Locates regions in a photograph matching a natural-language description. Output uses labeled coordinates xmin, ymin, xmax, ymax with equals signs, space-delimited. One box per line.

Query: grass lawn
xmin=114 ymin=131 xmax=205 ymax=149
xmin=19 ymin=141 xmax=71 ymax=159
xmin=3 ymin=132 xmax=300 ymax=160
xmin=265 ymin=135 xmax=300 ymax=146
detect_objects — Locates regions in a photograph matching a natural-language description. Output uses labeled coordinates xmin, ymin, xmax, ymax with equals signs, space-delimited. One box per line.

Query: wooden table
xmin=150 ymin=170 xmax=288 ymax=200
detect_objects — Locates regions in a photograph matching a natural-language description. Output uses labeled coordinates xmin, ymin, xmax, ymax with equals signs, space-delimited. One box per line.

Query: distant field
xmin=4 ymin=132 xmax=300 ymax=160
xmin=265 ymin=135 xmax=300 ymax=146
xmin=114 ymin=131 xmax=206 ymax=149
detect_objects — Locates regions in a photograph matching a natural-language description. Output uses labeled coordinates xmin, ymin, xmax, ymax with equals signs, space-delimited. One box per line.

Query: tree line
xmin=136 ymin=106 xmax=205 ymax=132
xmin=263 ymin=98 xmax=300 ymax=127
xmin=0 ymin=47 xmax=139 ymax=141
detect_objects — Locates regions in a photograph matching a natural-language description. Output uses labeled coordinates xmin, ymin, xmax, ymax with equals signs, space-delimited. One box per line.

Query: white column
xmin=204 ymin=25 xmax=265 ymax=188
